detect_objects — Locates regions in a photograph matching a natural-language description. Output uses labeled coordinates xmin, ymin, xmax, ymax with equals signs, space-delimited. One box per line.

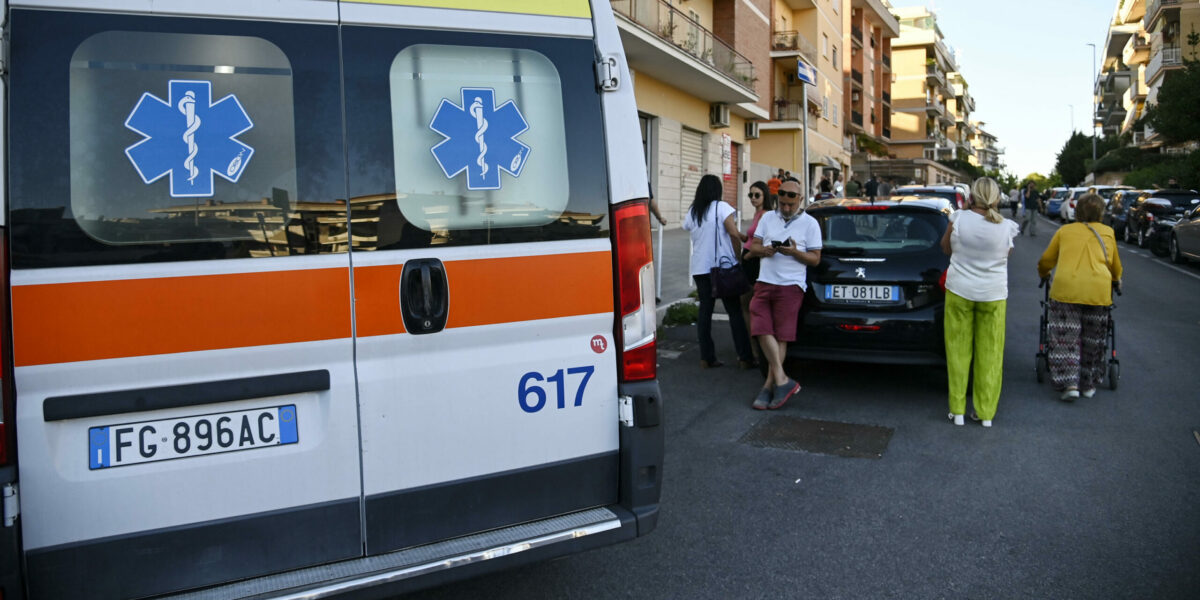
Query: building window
xmin=833 ymin=103 xmax=838 ymax=125
xmin=823 ymin=34 xmax=828 ymax=57
xmin=832 ymin=45 xmax=837 ymax=66
xmin=823 ymin=95 xmax=829 ymax=119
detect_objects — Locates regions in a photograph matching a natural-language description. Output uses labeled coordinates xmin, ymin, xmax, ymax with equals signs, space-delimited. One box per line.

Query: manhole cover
xmin=740 ymin=416 xmax=894 ymax=459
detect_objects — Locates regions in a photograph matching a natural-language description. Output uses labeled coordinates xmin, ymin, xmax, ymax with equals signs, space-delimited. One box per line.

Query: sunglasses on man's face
xmin=778 ymin=190 xmax=801 ymax=199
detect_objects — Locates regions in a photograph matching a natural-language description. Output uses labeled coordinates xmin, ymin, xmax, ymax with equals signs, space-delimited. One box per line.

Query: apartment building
xmin=1095 ymin=1 xmax=1143 ymax=142
xmin=613 ymin=0 xmax=771 ymax=225
xmin=1140 ymin=0 xmax=1200 ymax=147
xmin=866 ymin=6 xmax=962 ymax=185
xmin=843 ymin=0 xmax=900 ymax=182
xmin=756 ymin=0 xmax=851 ymax=193
xmin=971 ymin=122 xmax=1004 ymax=172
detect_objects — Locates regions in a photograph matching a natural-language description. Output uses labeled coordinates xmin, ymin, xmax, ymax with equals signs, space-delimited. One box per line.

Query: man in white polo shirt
xmin=745 ymin=178 xmax=823 ymax=410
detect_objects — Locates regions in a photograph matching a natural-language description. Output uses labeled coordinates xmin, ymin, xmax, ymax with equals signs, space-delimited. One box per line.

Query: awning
xmin=810 ymin=155 xmax=840 ymax=169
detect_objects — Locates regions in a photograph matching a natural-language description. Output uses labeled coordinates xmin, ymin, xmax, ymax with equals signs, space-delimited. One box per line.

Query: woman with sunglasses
xmin=739 ymin=181 xmax=776 ymax=373
xmin=683 ymin=174 xmax=756 ymax=370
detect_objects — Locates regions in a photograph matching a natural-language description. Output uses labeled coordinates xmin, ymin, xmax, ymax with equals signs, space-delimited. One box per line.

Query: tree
xmin=1054 ymin=132 xmax=1119 ymax=186
xmin=1024 ymin=171 xmax=1062 ymax=191
xmin=1145 ymin=62 xmax=1200 ymax=145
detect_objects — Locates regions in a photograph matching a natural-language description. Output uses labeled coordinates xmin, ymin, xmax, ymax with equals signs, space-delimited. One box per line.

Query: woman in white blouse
xmin=938 ymin=177 xmax=1021 ymax=427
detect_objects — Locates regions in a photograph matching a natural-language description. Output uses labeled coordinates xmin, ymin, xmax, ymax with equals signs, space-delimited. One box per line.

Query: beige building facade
xmin=1140 ymin=0 xmax=1200 ymax=147
xmin=613 ymin=0 xmax=772 ymax=225
xmin=756 ymin=0 xmax=852 ymax=193
xmin=843 ymin=0 xmax=899 ymax=182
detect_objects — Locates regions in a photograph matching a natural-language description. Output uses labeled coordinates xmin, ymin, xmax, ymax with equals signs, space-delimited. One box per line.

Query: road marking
xmin=1125 ymin=248 xmax=1200 ymax=281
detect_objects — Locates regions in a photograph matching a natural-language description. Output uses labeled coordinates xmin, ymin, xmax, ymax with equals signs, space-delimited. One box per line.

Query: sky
xmin=887 ymin=0 xmax=1119 ymax=179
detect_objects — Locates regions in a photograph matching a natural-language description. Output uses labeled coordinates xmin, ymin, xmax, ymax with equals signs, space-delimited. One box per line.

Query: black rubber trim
xmin=42 ymin=369 xmax=330 ymax=422
xmin=24 ymin=497 xmax=361 ymax=599
xmin=365 ymin=452 xmax=618 ymax=554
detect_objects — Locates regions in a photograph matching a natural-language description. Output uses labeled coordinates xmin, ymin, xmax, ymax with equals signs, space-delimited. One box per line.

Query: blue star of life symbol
xmin=429 ymin=88 xmax=530 ymax=190
xmin=124 ymin=80 xmax=254 ymax=198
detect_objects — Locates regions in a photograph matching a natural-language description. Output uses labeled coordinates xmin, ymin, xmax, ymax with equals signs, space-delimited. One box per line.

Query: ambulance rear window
xmin=69 ymin=31 xmax=299 ymax=245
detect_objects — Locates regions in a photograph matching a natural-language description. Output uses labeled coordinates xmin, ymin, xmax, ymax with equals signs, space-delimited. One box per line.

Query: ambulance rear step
xmin=162 ymin=507 xmax=623 ymax=599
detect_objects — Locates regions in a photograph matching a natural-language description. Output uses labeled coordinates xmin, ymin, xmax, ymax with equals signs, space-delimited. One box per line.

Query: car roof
xmin=813 ymin=196 xmax=952 ymax=213
xmin=893 ymin=185 xmax=957 ymax=191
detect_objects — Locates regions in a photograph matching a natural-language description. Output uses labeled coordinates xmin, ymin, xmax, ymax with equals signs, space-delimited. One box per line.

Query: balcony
xmin=1123 ymin=34 xmax=1151 ymax=66
xmin=881 ymin=90 xmax=891 ymax=104
xmin=772 ymin=95 xmax=823 ymax=123
xmin=1145 ymin=45 xmax=1183 ymax=84
xmin=772 ymin=30 xmax=818 ymax=65
xmin=925 ymin=64 xmax=945 ymax=88
xmin=881 ymin=126 xmax=891 ymax=140
xmin=925 ymin=99 xmax=945 ymax=118
xmin=851 ymin=26 xmax=863 ymax=47
xmin=881 ymin=53 xmax=891 ymax=70
xmin=612 ymin=0 xmax=757 ymax=102
xmin=851 ymin=69 xmax=863 ymax=88
xmin=1144 ymin=0 xmax=1181 ymax=30
xmin=852 ymin=110 xmax=864 ymax=127
xmin=1120 ymin=0 xmax=1146 ymax=24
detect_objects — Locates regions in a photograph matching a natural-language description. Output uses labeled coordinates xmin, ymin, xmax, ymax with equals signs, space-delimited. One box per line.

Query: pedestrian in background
xmin=845 ymin=177 xmax=861 ymax=197
xmin=939 ymin=177 xmax=1020 ymax=427
xmin=740 ymin=181 xmax=776 ymax=372
xmin=1008 ymin=188 xmax=1021 ymax=219
xmin=745 ymin=178 xmax=822 ymax=410
xmin=865 ymin=175 xmax=879 ymax=203
xmin=877 ymin=178 xmax=892 ymax=199
xmin=833 ymin=173 xmax=845 ymax=198
xmin=1037 ymin=193 xmax=1122 ymax=401
xmin=1020 ymin=181 xmax=1042 ymax=236
xmin=683 ymin=174 xmax=756 ymax=370
xmin=768 ymin=169 xmax=783 ymax=197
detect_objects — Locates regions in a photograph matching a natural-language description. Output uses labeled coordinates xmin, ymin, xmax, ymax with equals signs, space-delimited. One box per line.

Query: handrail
xmin=612 ymin=0 xmax=755 ymax=91
xmin=771 ymin=29 xmax=819 ymax=64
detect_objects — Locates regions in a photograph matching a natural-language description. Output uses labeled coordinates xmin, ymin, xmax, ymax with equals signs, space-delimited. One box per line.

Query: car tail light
xmin=838 ymin=324 xmax=881 ymax=332
xmin=1146 ymin=213 xmax=1154 ymax=223
xmin=612 ymin=199 xmax=656 ymax=381
xmin=955 ymin=191 xmax=966 ymax=209
xmin=846 ymin=205 xmax=891 ymax=211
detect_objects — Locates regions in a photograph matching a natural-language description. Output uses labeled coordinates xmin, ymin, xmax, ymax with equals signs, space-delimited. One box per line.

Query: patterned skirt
xmin=1047 ymin=300 xmax=1109 ymax=391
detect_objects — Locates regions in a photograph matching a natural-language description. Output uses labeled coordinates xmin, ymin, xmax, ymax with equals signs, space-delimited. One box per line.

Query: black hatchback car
xmin=1127 ymin=189 xmax=1200 ymax=255
xmin=790 ymin=197 xmax=951 ymax=365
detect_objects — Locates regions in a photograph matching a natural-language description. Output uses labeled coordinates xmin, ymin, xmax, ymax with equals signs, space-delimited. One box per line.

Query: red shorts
xmin=749 ymin=282 xmax=804 ymax=341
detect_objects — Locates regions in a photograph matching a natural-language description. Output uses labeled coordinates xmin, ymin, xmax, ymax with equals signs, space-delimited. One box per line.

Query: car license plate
xmin=88 ymin=405 xmax=298 ymax=470
xmin=825 ymin=284 xmax=900 ymax=303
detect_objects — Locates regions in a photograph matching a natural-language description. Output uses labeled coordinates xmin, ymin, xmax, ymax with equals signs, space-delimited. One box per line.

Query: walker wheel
xmin=1036 ymin=355 xmax=1048 ymax=384
xmin=1108 ymin=362 xmax=1119 ymax=391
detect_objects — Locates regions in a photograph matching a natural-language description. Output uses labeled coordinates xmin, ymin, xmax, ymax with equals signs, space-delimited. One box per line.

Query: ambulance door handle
xmin=400 ymin=258 xmax=448 ymax=335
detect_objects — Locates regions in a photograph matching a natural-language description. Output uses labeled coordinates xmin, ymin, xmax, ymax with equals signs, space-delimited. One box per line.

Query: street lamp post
xmin=1069 ymin=104 xmax=1075 ymax=133
xmin=1087 ymin=42 xmax=1097 ymax=164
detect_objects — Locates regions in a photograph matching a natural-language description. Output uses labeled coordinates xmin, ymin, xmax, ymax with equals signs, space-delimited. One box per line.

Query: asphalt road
xmin=408 ymin=214 xmax=1200 ymax=599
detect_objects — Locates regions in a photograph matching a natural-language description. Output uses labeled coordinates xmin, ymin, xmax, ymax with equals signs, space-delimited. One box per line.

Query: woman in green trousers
xmin=938 ymin=177 xmax=1021 ymax=427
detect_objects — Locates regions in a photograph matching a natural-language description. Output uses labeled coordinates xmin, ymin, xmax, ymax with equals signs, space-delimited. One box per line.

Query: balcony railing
xmin=1146 ymin=45 xmax=1183 ymax=83
xmin=881 ymin=54 xmax=891 ymax=69
xmin=1144 ymin=0 xmax=1181 ymax=29
xmin=613 ymin=0 xmax=755 ymax=91
xmin=882 ymin=90 xmax=891 ymax=104
xmin=772 ymin=29 xmax=818 ymax=64
xmin=926 ymin=64 xmax=945 ymax=87
xmin=851 ymin=26 xmax=863 ymax=45
xmin=851 ymin=69 xmax=863 ymax=85
xmin=852 ymin=110 xmax=863 ymax=126
xmin=882 ymin=126 xmax=891 ymax=139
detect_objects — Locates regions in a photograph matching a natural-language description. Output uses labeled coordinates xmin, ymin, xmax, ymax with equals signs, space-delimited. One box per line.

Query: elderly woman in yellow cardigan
xmin=1037 ymin=193 xmax=1123 ymax=401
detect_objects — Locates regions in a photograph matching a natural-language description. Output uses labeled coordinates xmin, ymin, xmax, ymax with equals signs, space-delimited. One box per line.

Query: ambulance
xmin=0 ymin=0 xmax=663 ymax=597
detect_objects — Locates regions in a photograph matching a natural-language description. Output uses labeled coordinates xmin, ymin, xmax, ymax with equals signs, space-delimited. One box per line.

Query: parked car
xmin=891 ymin=185 xmax=967 ymax=209
xmin=1127 ymin=190 xmax=1200 ymax=255
xmin=789 ymin=196 xmax=951 ymax=365
xmin=1103 ymin=189 xmax=1153 ymax=239
xmin=1063 ymin=185 xmax=1131 ymax=223
xmin=1043 ymin=187 xmax=1069 ymax=217
xmin=1169 ymin=201 xmax=1200 ymax=264
xmin=1059 ymin=187 xmax=1090 ymax=222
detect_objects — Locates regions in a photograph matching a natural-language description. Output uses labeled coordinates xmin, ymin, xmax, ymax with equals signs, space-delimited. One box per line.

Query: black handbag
xmin=709 ymin=206 xmax=750 ymax=297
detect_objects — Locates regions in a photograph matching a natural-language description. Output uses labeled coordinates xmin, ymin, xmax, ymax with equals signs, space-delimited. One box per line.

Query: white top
xmin=945 ymin=210 xmax=1021 ymax=302
xmin=753 ymin=210 xmax=823 ymax=290
xmin=683 ymin=201 xmax=738 ymax=276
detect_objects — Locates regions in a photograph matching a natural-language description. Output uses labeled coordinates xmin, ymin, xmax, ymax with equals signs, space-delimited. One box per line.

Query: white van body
xmin=0 ymin=1 xmax=663 ymax=598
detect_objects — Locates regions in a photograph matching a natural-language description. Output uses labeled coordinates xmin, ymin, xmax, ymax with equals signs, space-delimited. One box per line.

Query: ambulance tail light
xmin=612 ymin=199 xmax=656 ymax=381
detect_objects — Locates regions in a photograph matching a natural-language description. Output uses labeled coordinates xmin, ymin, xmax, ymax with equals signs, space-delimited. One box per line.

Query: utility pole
xmin=1069 ymin=104 xmax=1075 ymax=133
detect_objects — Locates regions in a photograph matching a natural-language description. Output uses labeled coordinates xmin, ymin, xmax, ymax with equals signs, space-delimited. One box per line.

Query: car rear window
xmin=1052 ymin=190 xmax=1069 ymax=200
xmin=1154 ymin=193 xmax=1200 ymax=209
xmin=814 ymin=210 xmax=946 ymax=255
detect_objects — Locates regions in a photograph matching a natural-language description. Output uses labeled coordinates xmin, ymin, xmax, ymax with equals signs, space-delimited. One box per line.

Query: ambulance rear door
xmin=6 ymin=5 xmax=363 ymax=598
xmin=338 ymin=2 xmax=621 ymax=553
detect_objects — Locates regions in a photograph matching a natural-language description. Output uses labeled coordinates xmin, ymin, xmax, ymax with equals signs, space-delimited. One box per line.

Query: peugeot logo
xmin=855 ymin=267 xmax=866 ymax=279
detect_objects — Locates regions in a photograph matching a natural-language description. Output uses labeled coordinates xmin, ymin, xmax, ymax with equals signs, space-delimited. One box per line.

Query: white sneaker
xmin=948 ymin=412 xmax=964 ymax=426
xmin=1060 ymin=389 xmax=1080 ymax=402
xmin=982 ymin=420 xmax=993 ymax=428
xmin=1080 ymin=388 xmax=1096 ymax=398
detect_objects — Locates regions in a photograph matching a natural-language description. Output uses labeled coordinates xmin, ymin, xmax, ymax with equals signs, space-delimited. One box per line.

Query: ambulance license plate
xmin=825 ymin=284 xmax=900 ymax=303
xmin=88 ymin=405 xmax=298 ymax=470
